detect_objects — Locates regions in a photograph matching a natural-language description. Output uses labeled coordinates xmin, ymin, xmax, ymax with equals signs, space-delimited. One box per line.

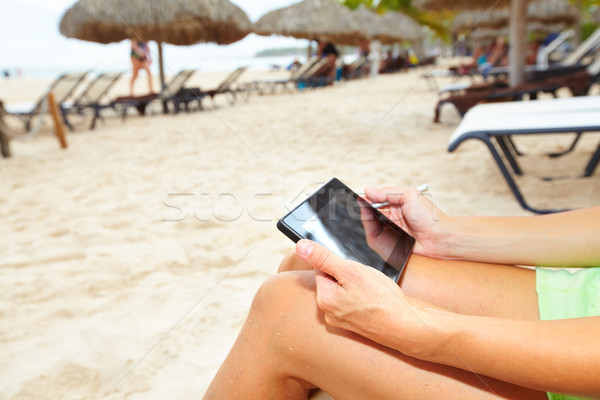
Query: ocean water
xmin=6 ymin=55 xmax=310 ymax=80
xmin=3 ymin=40 xmax=361 ymax=80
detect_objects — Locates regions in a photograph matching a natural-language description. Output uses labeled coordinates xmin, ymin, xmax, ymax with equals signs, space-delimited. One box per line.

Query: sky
xmin=0 ymin=0 xmax=308 ymax=77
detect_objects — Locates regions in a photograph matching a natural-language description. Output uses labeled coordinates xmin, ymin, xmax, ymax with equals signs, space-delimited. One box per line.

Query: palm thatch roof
xmin=527 ymin=0 xmax=579 ymax=25
xmin=380 ymin=11 xmax=425 ymax=42
xmin=415 ymin=0 xmax=556 ymax=87
xmin=59 ymin=0 xmax=251 ymax=45
xmin=450 ymin=0 xmax=578 ymax=34
xmin=350 ymin=6 xmax=423 ymax=44
xmin=414 ymin=0 xmax=517 ymax=12
xmin=451 ymin=9 xmax=510 ymax=33
xmin=351 ymin=6 xmax=393 ymax=42
xmin=468 ymin=21 xmax=569 ymax=44
xmin=253 ymin=0 xmax=367 ymax=45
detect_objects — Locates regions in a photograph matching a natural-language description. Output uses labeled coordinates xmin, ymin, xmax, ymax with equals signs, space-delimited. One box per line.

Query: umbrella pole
xmin=508 ymin=0 xmax=527 ymax=87
xmin=158 ymin=41 xmax=168 ymax=114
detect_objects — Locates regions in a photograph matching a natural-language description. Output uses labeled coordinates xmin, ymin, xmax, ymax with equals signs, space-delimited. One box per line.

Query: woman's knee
xmin=249 ymin=272 xmax=323 ymax=383
xmin=252 ymin=271 xmax=316 ymax=316
xmin=277 ymin=248 xmax=313 ymax=273
xmin=250 ymin=272 xmax=319 ymax=349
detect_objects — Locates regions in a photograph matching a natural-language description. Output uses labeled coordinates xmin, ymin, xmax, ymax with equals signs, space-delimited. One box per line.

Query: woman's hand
xmin=364 ymin=186 xmax=453 ymax=260
xmin=296 ymin=239 xmax=443 ymax=357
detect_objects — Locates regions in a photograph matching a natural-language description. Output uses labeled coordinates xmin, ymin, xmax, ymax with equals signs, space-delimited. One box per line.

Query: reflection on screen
xmin=298 ymin=189 xmax=412 ymax=280
xmin=302 ymin=214 xmax=347 ymax=257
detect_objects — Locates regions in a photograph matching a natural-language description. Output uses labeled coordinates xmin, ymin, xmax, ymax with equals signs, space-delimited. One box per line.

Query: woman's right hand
xmin=364 ymin=186 xmax=454 ymax=259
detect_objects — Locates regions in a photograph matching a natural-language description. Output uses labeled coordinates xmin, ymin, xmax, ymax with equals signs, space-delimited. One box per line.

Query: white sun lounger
xmin=448 ymin=95 xmax=600 ymax=214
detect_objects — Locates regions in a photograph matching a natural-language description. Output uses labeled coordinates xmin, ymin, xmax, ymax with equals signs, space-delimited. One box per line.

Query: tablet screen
xmin=278 ymin=178 xmax=414 ymax=282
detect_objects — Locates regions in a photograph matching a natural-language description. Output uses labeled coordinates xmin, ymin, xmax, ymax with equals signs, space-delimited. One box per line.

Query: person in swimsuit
xmin=204 ymin=185 xmax=600 ymax=400
xmin=129 ymin=39 xmax=153 ymax=96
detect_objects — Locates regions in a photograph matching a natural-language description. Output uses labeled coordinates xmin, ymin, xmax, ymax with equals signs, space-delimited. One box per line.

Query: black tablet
xmin=277 ymin=178 xmax=415 ymax=283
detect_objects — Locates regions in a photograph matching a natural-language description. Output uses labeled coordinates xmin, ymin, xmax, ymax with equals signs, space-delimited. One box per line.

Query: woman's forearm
xmin=441 ymin=206 xmax=600 ymax=267
xmin=406 ymin=310 xmax=600 ymax=397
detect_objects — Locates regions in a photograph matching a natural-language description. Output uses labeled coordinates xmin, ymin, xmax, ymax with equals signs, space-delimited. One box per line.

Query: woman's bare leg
xmin=130 ymin=59 xmax=140 ymax=96
xmin=205 ymin=255 xmax=546 ymax=399
xmin=142 ymin=64 xmax=154 ymax=94
xmin=278 ymin=250 xmax=538 ymax=319
xmin=277 ymin=248 xmax=312 ymax=272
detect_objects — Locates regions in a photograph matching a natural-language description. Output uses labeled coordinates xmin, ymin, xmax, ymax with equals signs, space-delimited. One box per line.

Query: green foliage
xmin=582 ymin=22 xmax=599 ymax=40
xmin=343 ymin=0 xmax=373 ymax=9
xmin=376 ymin=0 xmax=413 ymax=12
xmin=341 ymin=0 xmax=451 ymax=41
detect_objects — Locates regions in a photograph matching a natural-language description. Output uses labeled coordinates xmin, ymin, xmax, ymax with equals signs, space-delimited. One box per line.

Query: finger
xmin=364 ymin=188 xmax=409 ymax=228
xmin=314 ymin=269 xmax=340 ymax=308
xmin=296 ymin=240 xmax=352 ymax=285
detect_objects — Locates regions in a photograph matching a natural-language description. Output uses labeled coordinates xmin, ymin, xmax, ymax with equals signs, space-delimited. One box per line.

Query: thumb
xmin=296 ymin=240 xmax=348 ymax=284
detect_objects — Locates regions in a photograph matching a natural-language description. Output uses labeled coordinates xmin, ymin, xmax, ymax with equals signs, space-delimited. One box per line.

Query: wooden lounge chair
xmin=191 ymin=66 xmax=248 ymax=106
xmin=244 ymin=59 xmax=323 ymax=95
xmin=296 ymin=58 xmax=333 ymax=88
xmin=343 ymin=56 xmax=369 ymax=80
xmin=111 ymin=69 xmax=196 ymax=117
xmin=436 ymin=28 xmax=600 ymax=109
xmin=422 ymin=66 xmax=477 ymax=91
xmin=0 ymin=101 xmax=11 ymax=157
xmin=3 ymin=71 xmax=89 ymax=130
xmin=434 ymin=58 xmax=600 ymax=123
xmin=62 ymin=71 xmax=123 ymax=129
xmin=1 ymin=94 xmax=72 ymax=158
xmin=447 ymin=95 xmax=600 ymax=214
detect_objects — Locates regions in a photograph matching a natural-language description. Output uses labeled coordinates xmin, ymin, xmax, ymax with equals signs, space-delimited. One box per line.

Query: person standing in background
xmin=129 ymin=39 xmax=153 ymax=96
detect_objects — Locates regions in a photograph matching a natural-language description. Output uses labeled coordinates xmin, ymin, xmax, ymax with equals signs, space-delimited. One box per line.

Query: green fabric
xmin=546 ymin=394 xmax=590 ymax=400
xmin=536 ymin=268 xmax=600 ymax=400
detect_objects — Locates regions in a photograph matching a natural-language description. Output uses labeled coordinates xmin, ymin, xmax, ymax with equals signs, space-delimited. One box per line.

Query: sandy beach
xmin=1 ymin=66 xmax=599 ymax=399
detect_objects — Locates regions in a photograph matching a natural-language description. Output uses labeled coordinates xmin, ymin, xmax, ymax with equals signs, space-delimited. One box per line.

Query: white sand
xmin=1 ymin=67 xmax=599 ymax=399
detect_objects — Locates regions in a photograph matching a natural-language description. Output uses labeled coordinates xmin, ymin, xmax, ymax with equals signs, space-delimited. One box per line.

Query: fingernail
xmin=296 ymin=240 xmax=314 ymax=258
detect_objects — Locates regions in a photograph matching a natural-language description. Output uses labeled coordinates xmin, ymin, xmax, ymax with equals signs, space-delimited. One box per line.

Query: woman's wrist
xmin=380 ymin=298 xmax=459 ymax=361
xmin=428 ymin=215 xmax=466 ymax=260
xmin=399 ymin=306 xmax=473 ymax=367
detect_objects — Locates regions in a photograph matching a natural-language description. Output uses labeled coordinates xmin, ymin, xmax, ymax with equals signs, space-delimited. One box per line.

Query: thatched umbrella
xmin=451 ymin=10 xmax=511 ymax=34
xmin=452 ymin=6 xmax=578 ymax=34
xmin=451 ymin=0 xmax=578 ymax=34
xmin=468 ymin=21 xmax=570 ymax=45
xmin=60 ymin=0 xmax=252 ymax=90
xmin=381 ymin=11 xmax=425 ymax=43
xmin=528 ymin=0 xmax=579 ymax=24
xmin=254 ymin=0 xmax=367 ymax=53
xmin=351 ymin=6 xmax=424 ymax=45
xmin=415 ymin=0 xmax=513 ymax=8
xmin=414 ymin=0 xmax=536 ymax=86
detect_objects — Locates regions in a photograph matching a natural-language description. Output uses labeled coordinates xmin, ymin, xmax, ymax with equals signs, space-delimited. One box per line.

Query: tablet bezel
xmin=277 ymin=178 xmax=415 ymax=282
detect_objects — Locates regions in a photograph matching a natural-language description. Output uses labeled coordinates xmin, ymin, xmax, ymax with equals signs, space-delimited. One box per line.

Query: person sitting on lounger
xmin=130 ymin=39 xmax=154 ymax=96
xmin=380 ymin=50 xmax=408 ymax=74
xmin=315 ymin=40 xmax=340 ymax=82
xmin=204 ymin=185 xmax=600 ymax=400
xmin=480 ymin=37 xmax=509 ymax=80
